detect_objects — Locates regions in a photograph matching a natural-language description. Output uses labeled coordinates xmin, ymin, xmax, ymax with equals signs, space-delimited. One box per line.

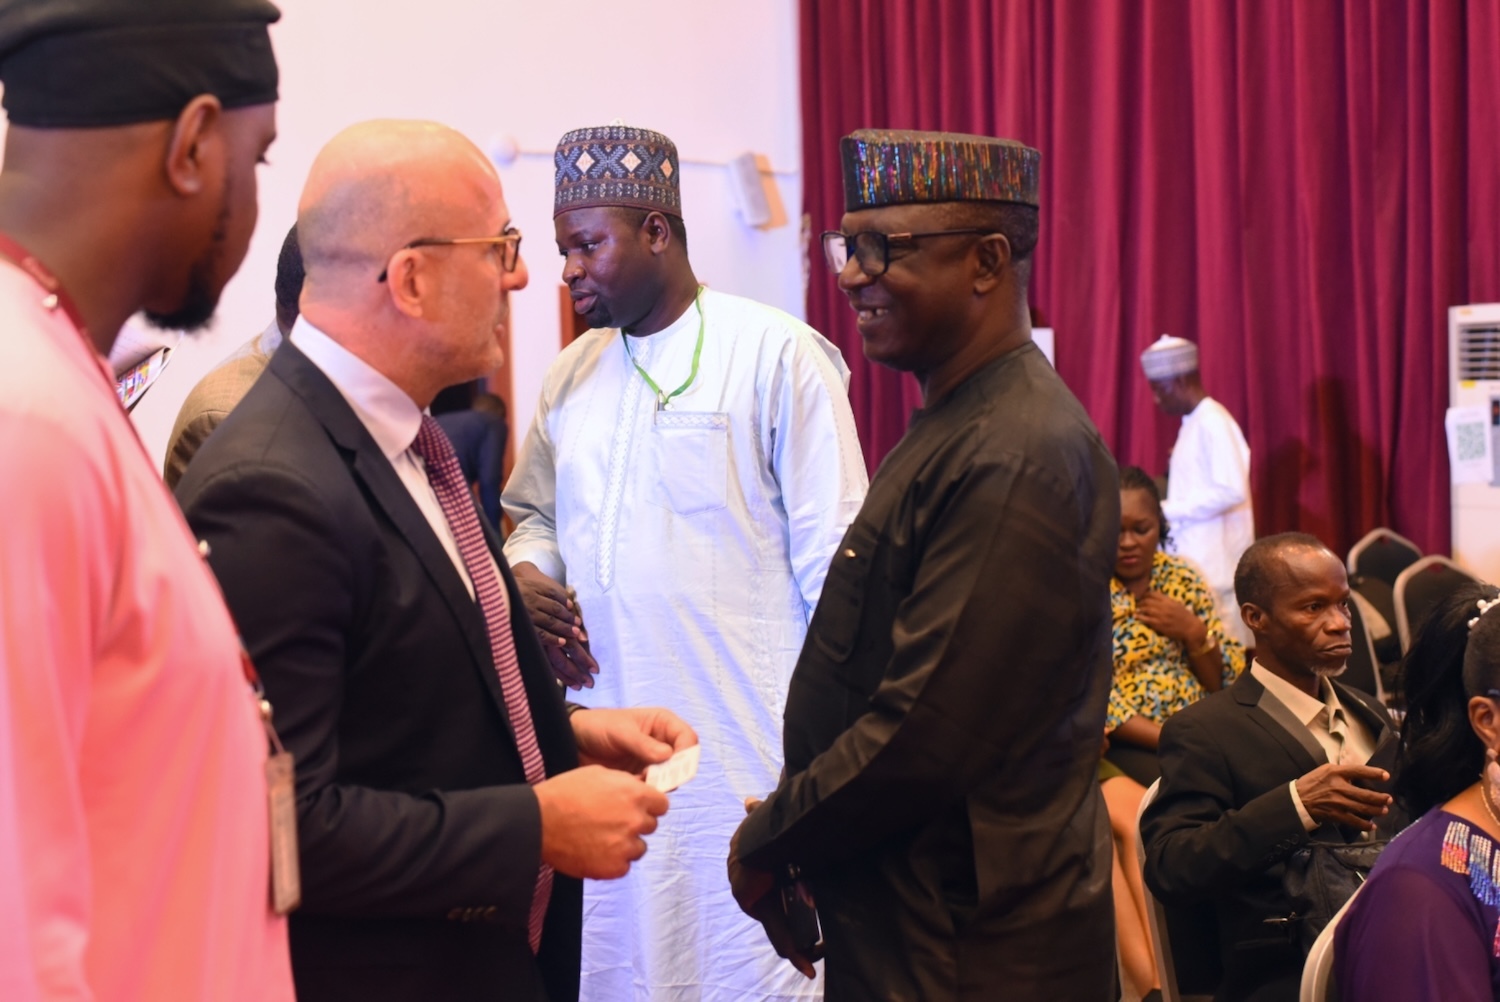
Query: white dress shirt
xmin=292 ymin=317 xmax=494 ymax=597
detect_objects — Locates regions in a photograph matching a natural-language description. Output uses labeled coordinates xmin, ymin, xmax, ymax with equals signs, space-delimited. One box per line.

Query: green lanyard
xmin=625 ymin=285 xmax=705 ymax=410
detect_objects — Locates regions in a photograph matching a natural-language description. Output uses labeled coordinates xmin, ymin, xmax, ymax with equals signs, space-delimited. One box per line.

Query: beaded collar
xmin=1441 ymin=818 xmax=1500 ymax=956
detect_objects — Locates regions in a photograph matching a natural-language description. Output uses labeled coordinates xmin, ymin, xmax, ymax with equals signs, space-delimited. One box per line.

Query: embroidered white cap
xmin=1140 ymin=334 xmax=1199 ymax=380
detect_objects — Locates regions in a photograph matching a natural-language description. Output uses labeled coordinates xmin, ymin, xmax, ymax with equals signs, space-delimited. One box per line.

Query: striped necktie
xmin=413 ymin=414 xmax=552 ymax=952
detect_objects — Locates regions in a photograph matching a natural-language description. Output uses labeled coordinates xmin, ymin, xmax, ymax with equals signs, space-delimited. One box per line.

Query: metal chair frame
xmin=1136 ymin=780 xmax=1214 ymax=1002
xmin=1346 ymin=529 xmax=1421 ymax=586
xmin=1298 ymin=885 xmax=1363 ymax=1002
xmin=1393 ymin=555 xmax=1477 ymax=653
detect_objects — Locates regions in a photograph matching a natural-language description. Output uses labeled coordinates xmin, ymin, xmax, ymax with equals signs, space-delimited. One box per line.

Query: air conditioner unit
xmin=1450 ymin=303 xmax=1500 ymax=583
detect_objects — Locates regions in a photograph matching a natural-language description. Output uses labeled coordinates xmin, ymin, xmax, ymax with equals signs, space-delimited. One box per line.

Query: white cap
xmin=1140 ymin=334 xmax=1199 ymax=380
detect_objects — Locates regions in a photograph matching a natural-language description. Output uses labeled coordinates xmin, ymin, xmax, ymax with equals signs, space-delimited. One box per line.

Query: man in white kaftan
xmin=504 ymin=124 xmax=867 ymax=1002
xmin=1142 ymin=334 xmax=1255 ymax=646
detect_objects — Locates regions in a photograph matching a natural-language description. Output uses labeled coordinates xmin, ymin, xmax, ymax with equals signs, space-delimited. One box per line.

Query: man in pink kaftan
xmin=0 ymin=1 xmax=294 ymax=998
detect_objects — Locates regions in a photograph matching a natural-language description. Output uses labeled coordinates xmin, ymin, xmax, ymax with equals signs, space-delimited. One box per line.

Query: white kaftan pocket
xmin=645 ymin=410 xmax=729 ymax=516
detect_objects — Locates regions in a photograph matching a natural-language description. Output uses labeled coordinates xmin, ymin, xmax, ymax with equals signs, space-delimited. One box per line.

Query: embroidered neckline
xmin=1440 ymin=817 xmax=1500 ymax=956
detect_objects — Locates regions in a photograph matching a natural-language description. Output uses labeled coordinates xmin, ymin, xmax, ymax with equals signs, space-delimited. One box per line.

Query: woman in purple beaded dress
xmin=1337 ymin=582 xmax=1500 ymax=1000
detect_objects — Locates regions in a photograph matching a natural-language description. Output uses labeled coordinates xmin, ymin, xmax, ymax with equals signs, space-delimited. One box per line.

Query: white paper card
xmin=644 ymin=744 xmax=700 ymax=793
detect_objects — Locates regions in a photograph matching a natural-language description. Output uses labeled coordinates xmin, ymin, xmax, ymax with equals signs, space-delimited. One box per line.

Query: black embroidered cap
xmin=0 ymin=0 xmax=281 ymax=128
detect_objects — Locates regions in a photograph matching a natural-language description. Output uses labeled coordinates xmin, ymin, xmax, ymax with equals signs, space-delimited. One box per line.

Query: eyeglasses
xmin=820 ymin=228 xmax=998 ymax=278
xmin=377 ymin=229 xmax=523 ymax=283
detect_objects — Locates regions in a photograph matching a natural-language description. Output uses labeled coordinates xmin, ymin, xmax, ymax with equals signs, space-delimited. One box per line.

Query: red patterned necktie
xmin=413 ymin=415 xmax=552 ymax=952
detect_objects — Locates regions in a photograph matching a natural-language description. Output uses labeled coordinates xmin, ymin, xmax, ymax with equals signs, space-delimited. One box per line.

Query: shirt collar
xmin=1251 ymin=660 xmax=1344 ymax=728
xmin=290 ymin=316 xmax=421 ymax=462
xmin=622 ymin=289 xmax=700 ymax=347
xmin=1181 ymin=395 xmax=1209 ymax=422
xmin=257 ymin=317 xmax=284 ymax=356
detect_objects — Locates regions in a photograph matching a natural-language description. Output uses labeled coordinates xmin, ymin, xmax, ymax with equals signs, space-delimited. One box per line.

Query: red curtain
xmin=800 ymin=0 xmax=1500 ymax=557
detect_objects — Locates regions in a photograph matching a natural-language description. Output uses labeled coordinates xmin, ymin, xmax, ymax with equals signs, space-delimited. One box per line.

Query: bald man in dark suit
xmin=179 ymin=119 xmax=695 ymax=1002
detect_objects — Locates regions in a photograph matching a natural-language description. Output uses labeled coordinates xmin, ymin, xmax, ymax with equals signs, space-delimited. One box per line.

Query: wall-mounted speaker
xmin=729 ymin=151 xmax=773 ymax=228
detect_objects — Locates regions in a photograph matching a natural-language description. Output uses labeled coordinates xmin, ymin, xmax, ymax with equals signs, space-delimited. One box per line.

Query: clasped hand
xmin=1135 ymin=591 xmax=1208 ymax=649
xmin=513 ymin=561 xmax=599 ymax=689
xmin=728 ymin=797 xmax=821 ymax=980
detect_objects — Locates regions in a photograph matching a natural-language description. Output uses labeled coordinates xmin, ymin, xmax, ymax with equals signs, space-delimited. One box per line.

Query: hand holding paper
xmin=645 ymin=744 xmax=700 ymax=793
xmin=571 ymin=706 xmax=697 ymax=774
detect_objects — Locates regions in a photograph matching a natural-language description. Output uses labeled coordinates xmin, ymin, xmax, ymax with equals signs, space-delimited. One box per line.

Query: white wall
xmin=126 ymin=0 xmax=805 ymax=466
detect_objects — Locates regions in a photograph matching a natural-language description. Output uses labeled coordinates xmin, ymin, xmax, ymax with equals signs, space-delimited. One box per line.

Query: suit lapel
xmin=270 ymin=344 xmax=517 ymax=735
xmin=1241 ymin=672 xmax=1401 ymax=842
xmin=352 ymin=446 xmax=513 ymax=718
xmin=1234 ymin=671 xmax=1327 ymax=774
xmin=1337 ymin=682 xmax=1407 ymax=834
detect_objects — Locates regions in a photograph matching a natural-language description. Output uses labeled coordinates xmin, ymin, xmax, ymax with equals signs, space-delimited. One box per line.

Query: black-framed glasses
xmin=377 ymin=229 xmax=523 ymax=283
xmin=820 ymin=228 xmax=998 ymax=278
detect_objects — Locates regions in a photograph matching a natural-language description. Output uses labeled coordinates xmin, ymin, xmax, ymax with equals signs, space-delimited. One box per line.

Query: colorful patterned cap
xmin=554 ymin=124 xmax=681 ymax=219
xmin=840 ymin=129 xmax=1041 ymax=212
xmin=1140 ymin=334 xmax=1200 ymax=380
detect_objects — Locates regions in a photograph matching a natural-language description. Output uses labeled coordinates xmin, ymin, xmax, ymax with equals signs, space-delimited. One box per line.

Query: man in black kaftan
xmin=730 ymin=129 xmax=1120 ymax=1001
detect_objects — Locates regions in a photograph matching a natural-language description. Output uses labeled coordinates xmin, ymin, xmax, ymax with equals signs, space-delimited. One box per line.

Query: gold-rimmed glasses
xmin=377 ymin=229 xmax=523 ymax=283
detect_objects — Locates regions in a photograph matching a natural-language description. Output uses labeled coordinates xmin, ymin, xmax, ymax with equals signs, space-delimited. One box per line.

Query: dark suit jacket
xmin=176 ymin=342 xmax=581 ymax=1002
xmin=1141 ymin=669 xmax=1402 ymax=1002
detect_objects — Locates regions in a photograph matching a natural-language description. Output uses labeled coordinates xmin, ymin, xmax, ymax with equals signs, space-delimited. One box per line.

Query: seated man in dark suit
xmin=1141 ymin=532 xmax=1402 ymax=1002
xmin=177 ymin=119 xmax=695 ymax=1002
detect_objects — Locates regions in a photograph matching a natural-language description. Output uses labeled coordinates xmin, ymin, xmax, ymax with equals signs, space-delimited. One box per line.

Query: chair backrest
xmin=1394 ymin=555 xmax=1478 ymax=653
xmin=1136 ymin=780 xmax=1216 ymax=1002
xmin=1349 ymin=577 xmax=1396 ymax=645
xmin=1298 ymin=883 xmax=1363 ymax=1002
xmin=1348 ymin=529 xmax=1422 ymax=587
xmin=1340 ymin=595 xmax=1386 ymax=705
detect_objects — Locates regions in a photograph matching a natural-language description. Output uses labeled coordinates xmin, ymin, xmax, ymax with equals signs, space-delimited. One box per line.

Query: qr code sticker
xmin=1456 ymin=420 xmax=1487 ymax=463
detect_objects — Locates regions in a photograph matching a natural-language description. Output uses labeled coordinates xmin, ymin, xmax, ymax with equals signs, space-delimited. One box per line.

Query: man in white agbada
xmin=504 ymin=124 xmax=868 ymax=1002
xmin=1141 ymin=334 xmax=1255 ymax=646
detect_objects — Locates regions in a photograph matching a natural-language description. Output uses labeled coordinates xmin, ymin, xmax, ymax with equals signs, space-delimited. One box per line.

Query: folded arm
xmin=766 ymin=331 xmax=869 ymax=615
xmin=738 ymin=454 xmax=1108 ymax=871
xmin=501 ymin=390 xmax=598 ymax=684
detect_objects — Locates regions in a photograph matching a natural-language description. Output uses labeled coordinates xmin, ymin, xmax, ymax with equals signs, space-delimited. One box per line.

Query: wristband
xmin=1189 ymin=635 xmax=1217 ymax=657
